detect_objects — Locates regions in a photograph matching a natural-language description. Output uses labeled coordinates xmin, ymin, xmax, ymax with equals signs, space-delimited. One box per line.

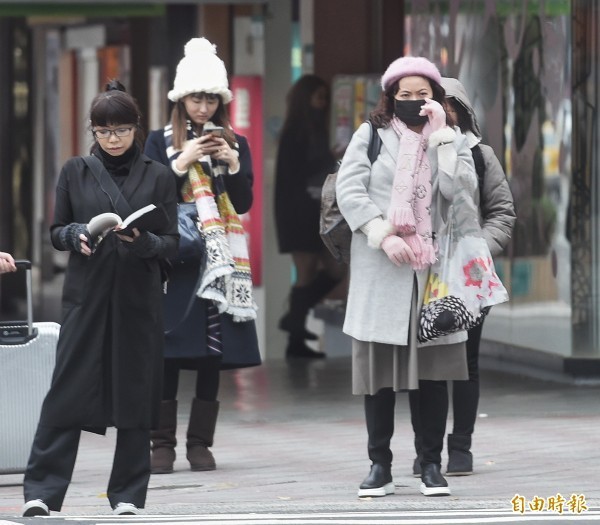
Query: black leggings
xmin=409 ymin=321 xmax=483 ymax=441
xmin=451 ymin=321 xmax=482 ymax=436
xmin=162 ymin=356 xmax=222 ymax=402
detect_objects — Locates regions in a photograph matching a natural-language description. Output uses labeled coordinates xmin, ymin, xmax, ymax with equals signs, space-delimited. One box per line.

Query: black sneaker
xmin=420 ymin=463 xmax=451 ymax=496
xmin=357 ymin=463 xmax=395 ymax=497
xmin=22 ymin=499 xmax=49 ymax=517
xmin=446 ymin=449 xmax=473 ymax=476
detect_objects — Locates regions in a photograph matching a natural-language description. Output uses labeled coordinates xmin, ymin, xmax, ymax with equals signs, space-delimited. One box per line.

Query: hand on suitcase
xmin=0 ymin=252 xmax=17 ymax=274
xmin=59 ymin=223 xmax=92 ymax=256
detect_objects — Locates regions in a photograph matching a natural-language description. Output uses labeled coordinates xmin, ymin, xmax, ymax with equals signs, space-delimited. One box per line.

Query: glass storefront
xmin=404 ymin=0 xmax=586 ymax=359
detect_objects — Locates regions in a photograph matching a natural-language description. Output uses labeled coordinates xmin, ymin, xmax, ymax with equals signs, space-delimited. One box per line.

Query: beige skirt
xmin=351 ymin=284 xmax=468 ymax=395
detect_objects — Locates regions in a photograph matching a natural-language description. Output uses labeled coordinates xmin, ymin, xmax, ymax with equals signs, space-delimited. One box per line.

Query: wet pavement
xmin=1 ymin=355 xmax=599 ymax=520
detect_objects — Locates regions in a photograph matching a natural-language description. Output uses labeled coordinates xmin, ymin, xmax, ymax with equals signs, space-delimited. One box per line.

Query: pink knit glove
xmin=381 ymin=235 xmax=417 ymax=267
xmin=420 ymin=98 xmax=447 ymax=132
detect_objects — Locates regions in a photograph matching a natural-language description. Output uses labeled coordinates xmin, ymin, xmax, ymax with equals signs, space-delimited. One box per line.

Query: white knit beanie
xmin=168 ymin=37 xmax=233 ymax=104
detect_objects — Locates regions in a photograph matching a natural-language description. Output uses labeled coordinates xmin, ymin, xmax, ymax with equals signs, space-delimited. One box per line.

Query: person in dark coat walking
xmin=274 ymin=74 xmax=345 ymax=358
xmin=22 ymin=81 xmax=179 ymax=517
xmin=144 ymin=37 xmax=260 ymax=475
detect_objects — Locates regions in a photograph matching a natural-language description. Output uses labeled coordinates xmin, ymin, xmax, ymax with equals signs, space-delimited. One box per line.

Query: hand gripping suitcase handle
xmin=14 ymin=260 xmax=32 ymax=271
xmin=0 ymin=259 xmax=37 ymax=345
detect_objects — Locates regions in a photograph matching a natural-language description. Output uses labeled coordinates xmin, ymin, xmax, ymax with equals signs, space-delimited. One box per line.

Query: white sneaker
xmin=113 ymin=502 xmax=140 ymax=515
xmin=22 ymin=499 xmax=49 ymax=517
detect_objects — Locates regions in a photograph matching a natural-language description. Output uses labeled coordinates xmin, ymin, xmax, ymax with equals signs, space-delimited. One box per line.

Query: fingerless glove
xmin=124 ymin=231 xmax=165 ymax=259
xmin=59 ymin=223 xmax=90 ymax=253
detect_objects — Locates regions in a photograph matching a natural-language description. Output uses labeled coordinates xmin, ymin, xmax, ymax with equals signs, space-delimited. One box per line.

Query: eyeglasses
xmin=93 ymin=127 xmax=134 ymax=139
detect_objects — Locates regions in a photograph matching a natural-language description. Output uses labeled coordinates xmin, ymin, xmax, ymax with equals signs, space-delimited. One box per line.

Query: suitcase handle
xmin=15 ymin=259 xmax=32 ymax=270
xmin=0 ymin=259 xmax=37 ymax=345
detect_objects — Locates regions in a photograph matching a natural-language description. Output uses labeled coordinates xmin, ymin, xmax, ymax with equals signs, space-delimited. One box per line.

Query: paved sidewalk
xmin=1 ymin=357 xmax=599 ymax=518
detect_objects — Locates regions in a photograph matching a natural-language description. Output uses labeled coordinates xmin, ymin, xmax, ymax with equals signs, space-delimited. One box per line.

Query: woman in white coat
xmin=336 ymin=56 xmax=477 ymax=497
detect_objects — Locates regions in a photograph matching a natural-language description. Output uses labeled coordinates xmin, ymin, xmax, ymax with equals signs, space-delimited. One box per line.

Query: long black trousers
xmin=451 ymin=322 xmax=482 ymax=436
xmin=366 ymin=380 xmax=448 ymax=467
xmin=23 ymin=425 xmax=150 ymax=512
xmin=409 ymin=322 xmax=483 ymax=445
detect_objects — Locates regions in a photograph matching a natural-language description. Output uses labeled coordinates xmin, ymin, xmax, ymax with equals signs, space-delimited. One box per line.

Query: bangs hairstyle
xmin=89 ymin=89 xmax=145 ymax=149
xmin=369 ymin=78 xmax=454 ymax=129
xmin=170 ymin=94 xmax=235 ymax=150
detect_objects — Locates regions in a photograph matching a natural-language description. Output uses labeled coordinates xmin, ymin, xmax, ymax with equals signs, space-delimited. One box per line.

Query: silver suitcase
xmin=0 ymin=260 xmax=59 ymax=474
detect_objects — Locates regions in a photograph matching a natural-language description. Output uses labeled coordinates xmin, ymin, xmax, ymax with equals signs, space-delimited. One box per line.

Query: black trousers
xmin=451 ymin=322 xmax=482 ymax=436
xmin=23 ymin=425 xmax=150 ymax=512
xmin=409 ymin=322 xmax=483 ymax=445
xmin=366 ymin=381 xmax=448 ymax=468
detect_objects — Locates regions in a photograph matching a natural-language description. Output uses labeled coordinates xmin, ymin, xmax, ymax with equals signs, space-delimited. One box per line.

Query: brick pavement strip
xmin=1 ymin=358 xmax=599 ymax=518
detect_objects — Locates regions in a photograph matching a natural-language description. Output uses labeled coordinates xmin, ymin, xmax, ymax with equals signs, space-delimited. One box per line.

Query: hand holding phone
xmin=202 ymin=126 xmax=224 ymax=138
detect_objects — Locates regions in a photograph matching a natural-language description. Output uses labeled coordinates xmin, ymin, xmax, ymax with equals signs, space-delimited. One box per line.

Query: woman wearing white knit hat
xmin=145 ymin=37 xmax=261 ymax=475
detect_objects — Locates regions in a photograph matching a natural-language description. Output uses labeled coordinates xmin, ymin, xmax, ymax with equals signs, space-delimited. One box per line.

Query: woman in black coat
xmin=144 ymin=37 xmax=260 ymax=476
xmin=22 ymin=82 xmax=178 ymax=517
xmin=274 ymin=74 xmax=345 ymax=358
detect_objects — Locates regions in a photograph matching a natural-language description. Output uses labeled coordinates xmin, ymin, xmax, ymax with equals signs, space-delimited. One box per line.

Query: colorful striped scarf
xmin=165 ymin=122 xmax=257 ymax=322
xmin=181 ymin=163 xmax=256 ymax=321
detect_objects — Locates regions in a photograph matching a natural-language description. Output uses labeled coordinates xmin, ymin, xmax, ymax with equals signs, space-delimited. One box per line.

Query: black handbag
xmin=164 ymin=203 xmax=205 ymax=336
xmin=170 ymin=202 xmax=205 ymax=265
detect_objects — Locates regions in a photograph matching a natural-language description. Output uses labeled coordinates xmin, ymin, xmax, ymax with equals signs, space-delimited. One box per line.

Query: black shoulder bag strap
xmin=471 ymin=144 xmax=486 ymax=204
xmin=83 ymin=155 xmax=134 ymax=219
xmin=367 ymin=120 xmax=382 ymax=164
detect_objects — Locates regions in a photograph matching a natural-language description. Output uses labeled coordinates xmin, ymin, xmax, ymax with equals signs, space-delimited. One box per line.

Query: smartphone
xmin=202 ymin=126 xmax=224 ymax=138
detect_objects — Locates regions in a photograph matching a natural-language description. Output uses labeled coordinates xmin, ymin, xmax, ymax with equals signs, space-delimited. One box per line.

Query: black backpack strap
xmin=471 ymin=144 xmax=485 ymax=203
xmin=366 ymin=120 xmax=382 ymax=164
xmin=83 ymin=155 xmax=134 ymax=218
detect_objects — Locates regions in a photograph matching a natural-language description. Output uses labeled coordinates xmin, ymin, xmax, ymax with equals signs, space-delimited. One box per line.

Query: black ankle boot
xmin=285 ymin=336 xmax=325 ymax=359
xmin=357 ymin=464 xmax=394 ymax=497
xmin=446 ymin=433 xmax=473 ymax=476
xmin=420 ymin=463 xmax=451 ymax=496
xmin=279 ymin=286 xmax=314 ymax=338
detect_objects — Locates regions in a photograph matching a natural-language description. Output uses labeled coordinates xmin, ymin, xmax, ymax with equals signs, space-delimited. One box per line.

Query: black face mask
xmin=394 ymin=99 xmax=428 ymax=126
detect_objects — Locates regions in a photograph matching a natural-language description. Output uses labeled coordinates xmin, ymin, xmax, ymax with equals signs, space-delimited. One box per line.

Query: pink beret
xmin=381 ymin=56 xmax=442 ymax=91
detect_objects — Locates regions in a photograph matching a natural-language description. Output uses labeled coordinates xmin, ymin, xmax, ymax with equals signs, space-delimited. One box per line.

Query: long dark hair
xmin=170 ymin=93 xmax=235 ymax=150
xmin=89 ymin=80 xmax=145 ymax=152
xmin=369 ymin=77 xmax=453 ymax=129
xmin=280 ymin=74 xmax=329 ymax=138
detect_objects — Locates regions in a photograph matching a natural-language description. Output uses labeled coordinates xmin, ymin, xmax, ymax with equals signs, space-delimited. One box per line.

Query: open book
xmin=87 ymin=204 xmax=168 ymax=245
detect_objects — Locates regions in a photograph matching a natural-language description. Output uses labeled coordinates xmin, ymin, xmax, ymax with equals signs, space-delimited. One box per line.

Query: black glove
xmin=123 ymin=231 xmax=165 ymax=259
xmin=59 ymin=223 xmax=90 ymax=253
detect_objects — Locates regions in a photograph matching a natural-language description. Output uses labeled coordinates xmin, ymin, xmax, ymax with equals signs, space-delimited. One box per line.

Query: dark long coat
xmin=274 ymin=125 xmax=336 ymax=253
xmin=144 ymin=130 xmax=261 ymax=370
xmin=40 ymin=153 xmax=178 ymax=432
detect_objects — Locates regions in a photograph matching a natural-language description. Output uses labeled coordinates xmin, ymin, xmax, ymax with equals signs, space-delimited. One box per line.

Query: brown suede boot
xmin=150 ymin=400 xmax=178 ymax=474
xmin=186 ymin=398 xmax=219 ymax=471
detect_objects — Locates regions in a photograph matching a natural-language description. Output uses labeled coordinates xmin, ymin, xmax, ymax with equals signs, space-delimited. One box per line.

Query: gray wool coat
xmin=441 ymin=77 xmax=515 ymax=256
xmin=336 ymin=121 xmax=478 ymax=355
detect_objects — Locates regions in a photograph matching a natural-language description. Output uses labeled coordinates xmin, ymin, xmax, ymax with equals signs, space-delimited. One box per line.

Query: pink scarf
xmin=388 ymin=117 xmax=436 ymax=270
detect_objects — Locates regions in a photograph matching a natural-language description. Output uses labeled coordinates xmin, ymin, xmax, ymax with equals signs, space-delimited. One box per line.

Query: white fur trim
xmin=428 ymin=126 xmax=456 ymax=148
xmin=361 ymin=218 xmax=395 ymax=249
xmin=168 ymin=38 xmax=233 ymax=104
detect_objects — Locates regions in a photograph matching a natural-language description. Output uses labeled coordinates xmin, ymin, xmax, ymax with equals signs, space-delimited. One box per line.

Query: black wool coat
xmin=40 ymin=153 xmax=179 ymax=432
xmin=144 ymin=129 xmax=261 ymax=370
xmin=274 ymin=126 xmax=336 ymax=253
